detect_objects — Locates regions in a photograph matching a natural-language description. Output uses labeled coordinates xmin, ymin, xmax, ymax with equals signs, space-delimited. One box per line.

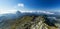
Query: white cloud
xmin=0 ymin=9 xmax=54 ymax=15
xmin=0 ymin=10 xmax=17 ymax=14
xmin=18 ymin=3 xmax=24 ymax=7
xmin=41 ymin=11 xmax=54 ymax=14
xmin=19 ymin=10 xmax=54 ymax=14
xmin=44 ymin=11 xmax=54 ymax=14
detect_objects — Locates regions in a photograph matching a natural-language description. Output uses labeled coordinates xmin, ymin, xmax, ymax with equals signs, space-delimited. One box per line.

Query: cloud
xmin=18 ymin=3 xmax=24 ymax=7
xmin=41 ymin=11 xmax=54 ymax=14
xmin=39 ymin=11 xmax=54 ymax=14
xmin=0 ymin=10 xmax=17 ymax=14
xmin=20 ymin=10 xmax=54 ymax=14
xmin=0 ymin=9 xmax=54 ymax=15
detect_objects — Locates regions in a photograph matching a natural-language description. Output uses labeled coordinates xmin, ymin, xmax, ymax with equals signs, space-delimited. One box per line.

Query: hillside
xmin=0 ymin=15 xmax=59 ymax=29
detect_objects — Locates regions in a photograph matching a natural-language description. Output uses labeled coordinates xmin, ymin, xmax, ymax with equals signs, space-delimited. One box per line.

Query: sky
xmin=0 ymin=0 xmax=60 ymax=14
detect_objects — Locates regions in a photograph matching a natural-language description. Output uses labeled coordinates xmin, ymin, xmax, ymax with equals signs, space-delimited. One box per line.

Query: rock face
xmin=0 ymin=16 xmax=58 ymax=29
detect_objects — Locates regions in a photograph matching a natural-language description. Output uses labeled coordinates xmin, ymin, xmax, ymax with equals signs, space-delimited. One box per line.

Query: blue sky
xmin=0 ymin=0 xmax=60 ymax=11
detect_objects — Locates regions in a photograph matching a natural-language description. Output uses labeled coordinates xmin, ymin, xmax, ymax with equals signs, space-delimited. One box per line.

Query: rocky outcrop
xmin=0 ymin=16 xmax=58 ymax=29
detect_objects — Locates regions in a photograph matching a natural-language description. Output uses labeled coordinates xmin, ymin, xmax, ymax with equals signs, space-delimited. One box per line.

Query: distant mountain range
xmin=0 ymin=10 xmax=60 ymax=29
xmin=0 ymin=10 xmax=60 ymax=21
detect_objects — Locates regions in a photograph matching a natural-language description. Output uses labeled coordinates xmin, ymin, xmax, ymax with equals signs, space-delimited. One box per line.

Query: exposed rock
xmin=0 ymin=16 xmax=59 ymax=29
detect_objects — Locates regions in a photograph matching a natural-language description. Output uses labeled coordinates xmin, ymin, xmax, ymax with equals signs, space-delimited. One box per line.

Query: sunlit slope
xmin=0 ymin=16 xmax=58 ymax=29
